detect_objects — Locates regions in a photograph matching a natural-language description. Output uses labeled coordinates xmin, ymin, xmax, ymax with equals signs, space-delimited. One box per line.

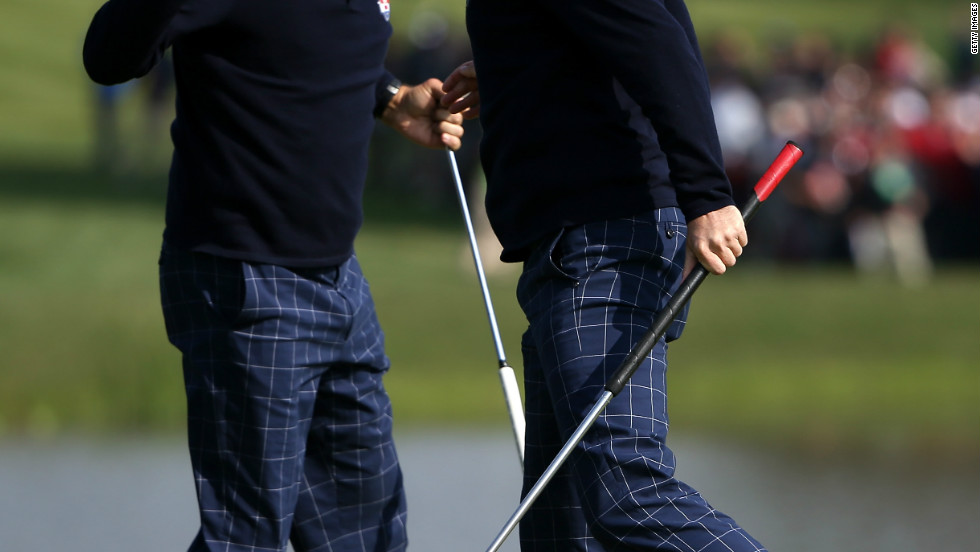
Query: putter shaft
xmin=447 ymin=148 xmax=526 ymax=464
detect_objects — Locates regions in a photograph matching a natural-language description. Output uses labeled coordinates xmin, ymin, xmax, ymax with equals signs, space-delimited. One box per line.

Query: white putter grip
xmin=446 ymin=147 xmax=526 ymax=466
xmin=498 ymin=364 xmax=526 ymax=461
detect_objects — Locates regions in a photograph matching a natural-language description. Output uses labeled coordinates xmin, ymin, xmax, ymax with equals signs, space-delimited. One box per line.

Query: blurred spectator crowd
xmin=703 ymin=26 xmax=979 ymax=285
xmin=377 ymin=19 xmax=979 ymax=285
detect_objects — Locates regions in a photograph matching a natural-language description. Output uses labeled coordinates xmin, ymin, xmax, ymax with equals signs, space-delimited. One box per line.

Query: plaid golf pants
xmin=160 ymin=247 xmax=407 ymax=552
xmin=516 ymin=208 xmax=765 ymax=552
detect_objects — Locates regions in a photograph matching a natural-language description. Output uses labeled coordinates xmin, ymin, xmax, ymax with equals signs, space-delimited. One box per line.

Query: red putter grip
xmin=754 ymin=141 xmax=804 ymax=201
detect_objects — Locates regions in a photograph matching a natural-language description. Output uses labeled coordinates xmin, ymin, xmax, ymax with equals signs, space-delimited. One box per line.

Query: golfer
xmin=443 ymin=0 xmax=766 ymax=550
xmin=83 ymin=1 xmax=463 ymax=550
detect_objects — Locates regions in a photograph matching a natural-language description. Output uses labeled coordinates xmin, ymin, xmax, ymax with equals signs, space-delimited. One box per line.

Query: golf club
xmin=446 ymin=148 xmax=526 ymax=465
xmin=484 ymin=140 xmax=804 ymax=552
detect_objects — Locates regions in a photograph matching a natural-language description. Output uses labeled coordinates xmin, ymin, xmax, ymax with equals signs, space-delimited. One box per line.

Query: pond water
xmin=1 ymin=429 xmax=976 ymax=551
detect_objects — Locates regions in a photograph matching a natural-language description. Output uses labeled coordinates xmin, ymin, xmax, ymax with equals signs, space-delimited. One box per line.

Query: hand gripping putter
xmin=446 ymin=148 xmax=526 ymax=466
xmin=484 ymin=141 xmax=804 ymax=552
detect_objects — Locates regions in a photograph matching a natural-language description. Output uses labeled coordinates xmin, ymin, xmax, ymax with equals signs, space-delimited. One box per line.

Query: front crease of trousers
xmin=160 ymin=246 xmax=407 ymax=552
xmin=515 ymin=207 xmax=766 ymax=552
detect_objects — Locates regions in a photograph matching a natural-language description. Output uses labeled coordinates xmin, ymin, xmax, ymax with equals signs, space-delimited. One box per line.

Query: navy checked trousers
xmin=160 ymin=247 xmax=407 ymax=552
xmin=516 ymin=208 xmax=765 ymax=552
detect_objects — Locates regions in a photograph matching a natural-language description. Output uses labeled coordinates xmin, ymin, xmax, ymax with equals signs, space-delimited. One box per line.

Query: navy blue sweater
xmin=84 ymin=0 xmax=399 ymax=267
xmin=466 ymin=0 xmax=733 ymax=261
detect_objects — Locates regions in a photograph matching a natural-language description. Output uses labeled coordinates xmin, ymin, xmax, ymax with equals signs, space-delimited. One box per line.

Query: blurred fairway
xmin=0 ymin=174 xmax=977 ymax=466
xmin=0 ymin=0 xmax=976 ymax=468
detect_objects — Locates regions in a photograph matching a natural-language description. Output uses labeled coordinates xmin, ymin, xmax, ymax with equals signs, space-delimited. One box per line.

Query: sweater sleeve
xmin=539 ymin=0 xmax=733 ymax=219
xmin=82 ymin=0 xmax=190 ymax=85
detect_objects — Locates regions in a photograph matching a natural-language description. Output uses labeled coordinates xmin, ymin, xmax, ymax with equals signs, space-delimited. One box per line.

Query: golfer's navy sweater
xmin=467 ymin=0 xmax=733 ymax=261
xmin=84 ymin=0 xmax=398 ymax=266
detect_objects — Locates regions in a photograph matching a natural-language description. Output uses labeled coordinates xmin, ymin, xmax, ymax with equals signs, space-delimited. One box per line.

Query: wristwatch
xmin=374 ymin=77 xmax=402 ymax=118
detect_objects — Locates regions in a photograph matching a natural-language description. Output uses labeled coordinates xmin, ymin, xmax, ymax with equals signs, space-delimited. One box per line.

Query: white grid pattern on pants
xmin=516 ymin=208 xmax=766 ymax=552
xmin=160 ymin=249 xmax=407 ymax=552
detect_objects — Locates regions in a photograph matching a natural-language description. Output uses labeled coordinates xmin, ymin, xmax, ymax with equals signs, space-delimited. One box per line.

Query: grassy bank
xmin=0 ymin=172 xmax=976 ymax=466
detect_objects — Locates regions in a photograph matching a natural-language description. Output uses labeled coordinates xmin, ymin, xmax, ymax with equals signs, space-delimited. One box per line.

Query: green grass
xmin=0 ymin=193 xmax=181 ymax=435
xmin=0 ymin=0 xmax=107 ymax=163
xmin=667 ymin=267 xmax=979 ymax=463
xmin=0 ymin=172 xmax=977 ymax=466
xmin=686 ymin=0 xmax=958 ymax=55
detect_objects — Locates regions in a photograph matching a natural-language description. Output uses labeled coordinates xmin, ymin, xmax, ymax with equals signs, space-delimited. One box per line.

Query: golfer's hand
xmin=382 ymin=78 xmax=465 ymax=150
xmin=684 ymin=205 xmax=747 ymax=277
xmin=440 ymin=60 xmax=480 ymax=120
